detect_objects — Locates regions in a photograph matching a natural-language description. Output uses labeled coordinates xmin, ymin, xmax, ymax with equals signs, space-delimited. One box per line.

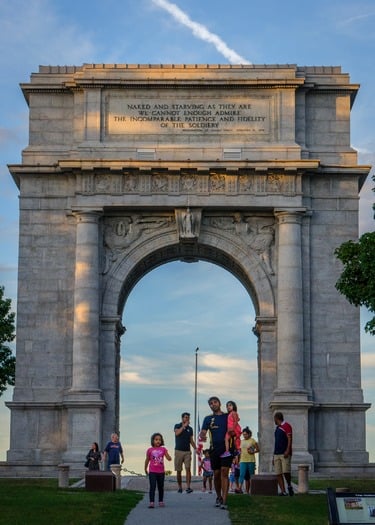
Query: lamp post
xmin=194 ymin=347 xmax=199 ymax=476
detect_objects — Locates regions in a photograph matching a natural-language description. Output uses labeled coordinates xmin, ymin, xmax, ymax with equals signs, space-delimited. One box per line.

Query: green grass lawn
xmin=228 ymin=478 xmax=375 ymax=525
xmin=1 ymin=478 xmax=375 ymax=525
xmin=0 ymin=479 xmax=143 ymax=525
xmin=228 ymin=493 xmax=327 ymax=525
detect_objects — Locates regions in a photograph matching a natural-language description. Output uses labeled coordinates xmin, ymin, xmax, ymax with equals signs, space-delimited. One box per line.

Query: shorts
xmin=209 ymin=448 xmax=233 ymax=471
xmin=273 ymin=454 xmax=291 ymax=475
xmin=203 ymin=470 xmax=213 ymax=478
xmin=174 ymin=450 xmax=192 ymax=471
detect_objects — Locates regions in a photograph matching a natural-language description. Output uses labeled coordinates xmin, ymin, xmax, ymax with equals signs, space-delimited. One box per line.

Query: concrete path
xmin=122 ymin=476 xmax=230 ymax=525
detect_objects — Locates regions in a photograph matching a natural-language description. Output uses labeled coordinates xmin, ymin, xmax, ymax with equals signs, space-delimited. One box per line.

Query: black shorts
xmin=209 ymin=448 xmax=233 ymax=470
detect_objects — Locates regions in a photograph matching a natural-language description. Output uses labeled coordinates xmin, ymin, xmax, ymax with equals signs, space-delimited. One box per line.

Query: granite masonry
xmin=2 ymin=64 xmax=373 ymax=477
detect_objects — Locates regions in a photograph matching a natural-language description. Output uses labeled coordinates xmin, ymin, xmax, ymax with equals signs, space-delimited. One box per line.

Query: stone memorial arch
xmin=3 ymin=64 xmax=372 ymax=477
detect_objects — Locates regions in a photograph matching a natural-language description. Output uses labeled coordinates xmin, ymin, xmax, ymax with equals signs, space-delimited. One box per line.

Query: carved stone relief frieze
xmin=79 ymin=171 xmax=297 ymax=196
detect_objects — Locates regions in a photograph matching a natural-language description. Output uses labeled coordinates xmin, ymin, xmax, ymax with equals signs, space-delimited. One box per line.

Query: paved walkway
xmin=122 ymin=476 xmax=230 ymax=525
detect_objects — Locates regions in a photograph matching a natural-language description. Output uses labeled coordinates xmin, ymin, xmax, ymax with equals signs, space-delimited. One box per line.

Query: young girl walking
xmin=144 ymin=432 xmax=172 ymax=508
xmin=220 ymin=400 xmax=242 ymax=457
xmin=201 ymin=448 xmax=213 ymax=493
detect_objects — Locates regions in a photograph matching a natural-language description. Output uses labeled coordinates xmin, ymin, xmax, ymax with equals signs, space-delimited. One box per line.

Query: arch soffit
xmin=101 ymin=228 xmax=275 ymax=320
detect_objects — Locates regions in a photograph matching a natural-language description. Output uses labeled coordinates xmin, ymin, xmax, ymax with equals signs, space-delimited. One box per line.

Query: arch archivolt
xmin=100 ymin=209 xmax=276 ymax=320
xmin=99 ymin=208 xmax=278 ymax=461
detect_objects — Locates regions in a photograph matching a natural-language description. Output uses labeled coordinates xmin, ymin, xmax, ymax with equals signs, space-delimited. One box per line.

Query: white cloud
xmin=361 ymin=354 xmax=375 ymax=368
xmin=151 ymin=0 xmax=251 ymax=64
xmin=338 ymin=11 xmax=375 ymax=28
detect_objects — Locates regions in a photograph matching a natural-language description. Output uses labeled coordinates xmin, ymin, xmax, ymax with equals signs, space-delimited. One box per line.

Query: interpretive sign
xmin=327 ymin=488 xmax=375 ymax=524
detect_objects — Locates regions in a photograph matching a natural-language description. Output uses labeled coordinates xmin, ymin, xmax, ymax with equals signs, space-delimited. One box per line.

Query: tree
xmin=0 ymin=286 xmax=16 ymax=395
xmin=335 ymin=174 xmax=375 ymax=335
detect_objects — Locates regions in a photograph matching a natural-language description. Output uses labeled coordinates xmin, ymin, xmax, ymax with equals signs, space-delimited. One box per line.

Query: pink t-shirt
xmin=227 ymin=411 xmax=241 ymax=437
xmin=146 ymin=446 xmax=169 ymax=473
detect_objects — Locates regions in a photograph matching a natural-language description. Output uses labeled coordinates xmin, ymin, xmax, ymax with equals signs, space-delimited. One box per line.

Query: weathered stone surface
xmin=4 ymin=64 xmax=372 ymax=477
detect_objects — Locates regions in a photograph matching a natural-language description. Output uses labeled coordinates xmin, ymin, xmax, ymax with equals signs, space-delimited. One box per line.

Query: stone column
xmin=71 ymin=210 xmax=102 ymax=394
xmin=62 ymin=210 xmax=105 ymax=469
xmin=271 ymin=209 xmax=314 ymax=472
xmin=274 ymin=209 xmax=305 ymax=395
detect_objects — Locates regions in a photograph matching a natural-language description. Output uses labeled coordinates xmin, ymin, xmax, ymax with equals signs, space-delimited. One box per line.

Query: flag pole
xmin=194 ymin=347 xmax=199 ymax=476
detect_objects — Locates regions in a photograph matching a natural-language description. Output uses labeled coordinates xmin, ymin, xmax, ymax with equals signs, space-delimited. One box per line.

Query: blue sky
xmin=0 ymin=0 xmax=374 ymax=474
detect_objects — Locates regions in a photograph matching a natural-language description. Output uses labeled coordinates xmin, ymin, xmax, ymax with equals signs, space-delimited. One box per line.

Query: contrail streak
xmin=152 ymin=0 xmax=251 ymax=64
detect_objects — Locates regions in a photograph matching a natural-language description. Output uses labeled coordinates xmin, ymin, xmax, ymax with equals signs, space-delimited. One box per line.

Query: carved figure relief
xmin=239 ymin=174 xmax=254 ymax=193
xmin=210 ymin=173 xmax=226 ymax=192
xmin=152 ymin=173 xmax=169 ymax=192
xmin=244 ymin=218 xmax=275 ymax=275
xmin=267 ymin=174 xmax=282 ymax=193
xmin=175 ymin=208 xmax=202 ymax=240
xmin=233 ymin=212 xmax=249 ymax=235
xmin=202 ymin=213 xmax=275 ymax=275
xmin=103 ymin=214 xmax=174 ymax=274
xmin=123 ymin=173 xmax=138 ymax=192
xmin=95 ymin=174 xmax=112 ymax=192
xmin=180 ymin=174 xmax=197 ymax=192
xmin=182 ymin=208 xmax=193 ymax=236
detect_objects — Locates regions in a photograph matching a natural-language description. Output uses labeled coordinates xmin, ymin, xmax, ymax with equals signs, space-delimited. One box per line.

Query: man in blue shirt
xmin=103 ymin=432 xmax=124 ymax=471
xmin=200 ymin=397 xmax=231 ymax=510
xmin=174 ymin=412 xmax=197 ymax=493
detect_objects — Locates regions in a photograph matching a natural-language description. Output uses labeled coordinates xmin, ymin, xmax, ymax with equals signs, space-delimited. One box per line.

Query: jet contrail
xmin=152 ymin=0 xmax=251 ymax=64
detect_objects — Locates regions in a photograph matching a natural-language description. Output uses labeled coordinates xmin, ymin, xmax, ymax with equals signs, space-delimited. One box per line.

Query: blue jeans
xmin=239 ymin=462 xmax=255 ymax=484
xmin=148 ymin=472 xmax=165 ymax=503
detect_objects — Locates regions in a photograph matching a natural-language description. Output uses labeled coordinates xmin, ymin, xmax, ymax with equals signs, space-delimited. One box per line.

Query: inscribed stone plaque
xmin=105 ymin=91 xmax=272 ymax=138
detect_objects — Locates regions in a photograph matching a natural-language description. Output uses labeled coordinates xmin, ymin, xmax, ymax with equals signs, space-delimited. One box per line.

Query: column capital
xmin=274 ymin=208 xmax=307 ymax=224
xmin=72 ymin=208 xmax=103 ymax=223
xmin=253 ymin=317 xmax=277 ymax=337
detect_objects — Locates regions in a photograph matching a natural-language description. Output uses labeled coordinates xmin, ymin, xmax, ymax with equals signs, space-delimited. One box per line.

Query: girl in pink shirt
xmin=145 ymin=432 xmax=172 ymax=508
xmin=221 ymin=400 xmax=242 ymax=457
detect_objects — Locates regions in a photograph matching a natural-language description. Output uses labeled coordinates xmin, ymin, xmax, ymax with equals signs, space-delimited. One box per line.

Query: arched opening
xmin=119 ymin=260 xmax=258 ymax=475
